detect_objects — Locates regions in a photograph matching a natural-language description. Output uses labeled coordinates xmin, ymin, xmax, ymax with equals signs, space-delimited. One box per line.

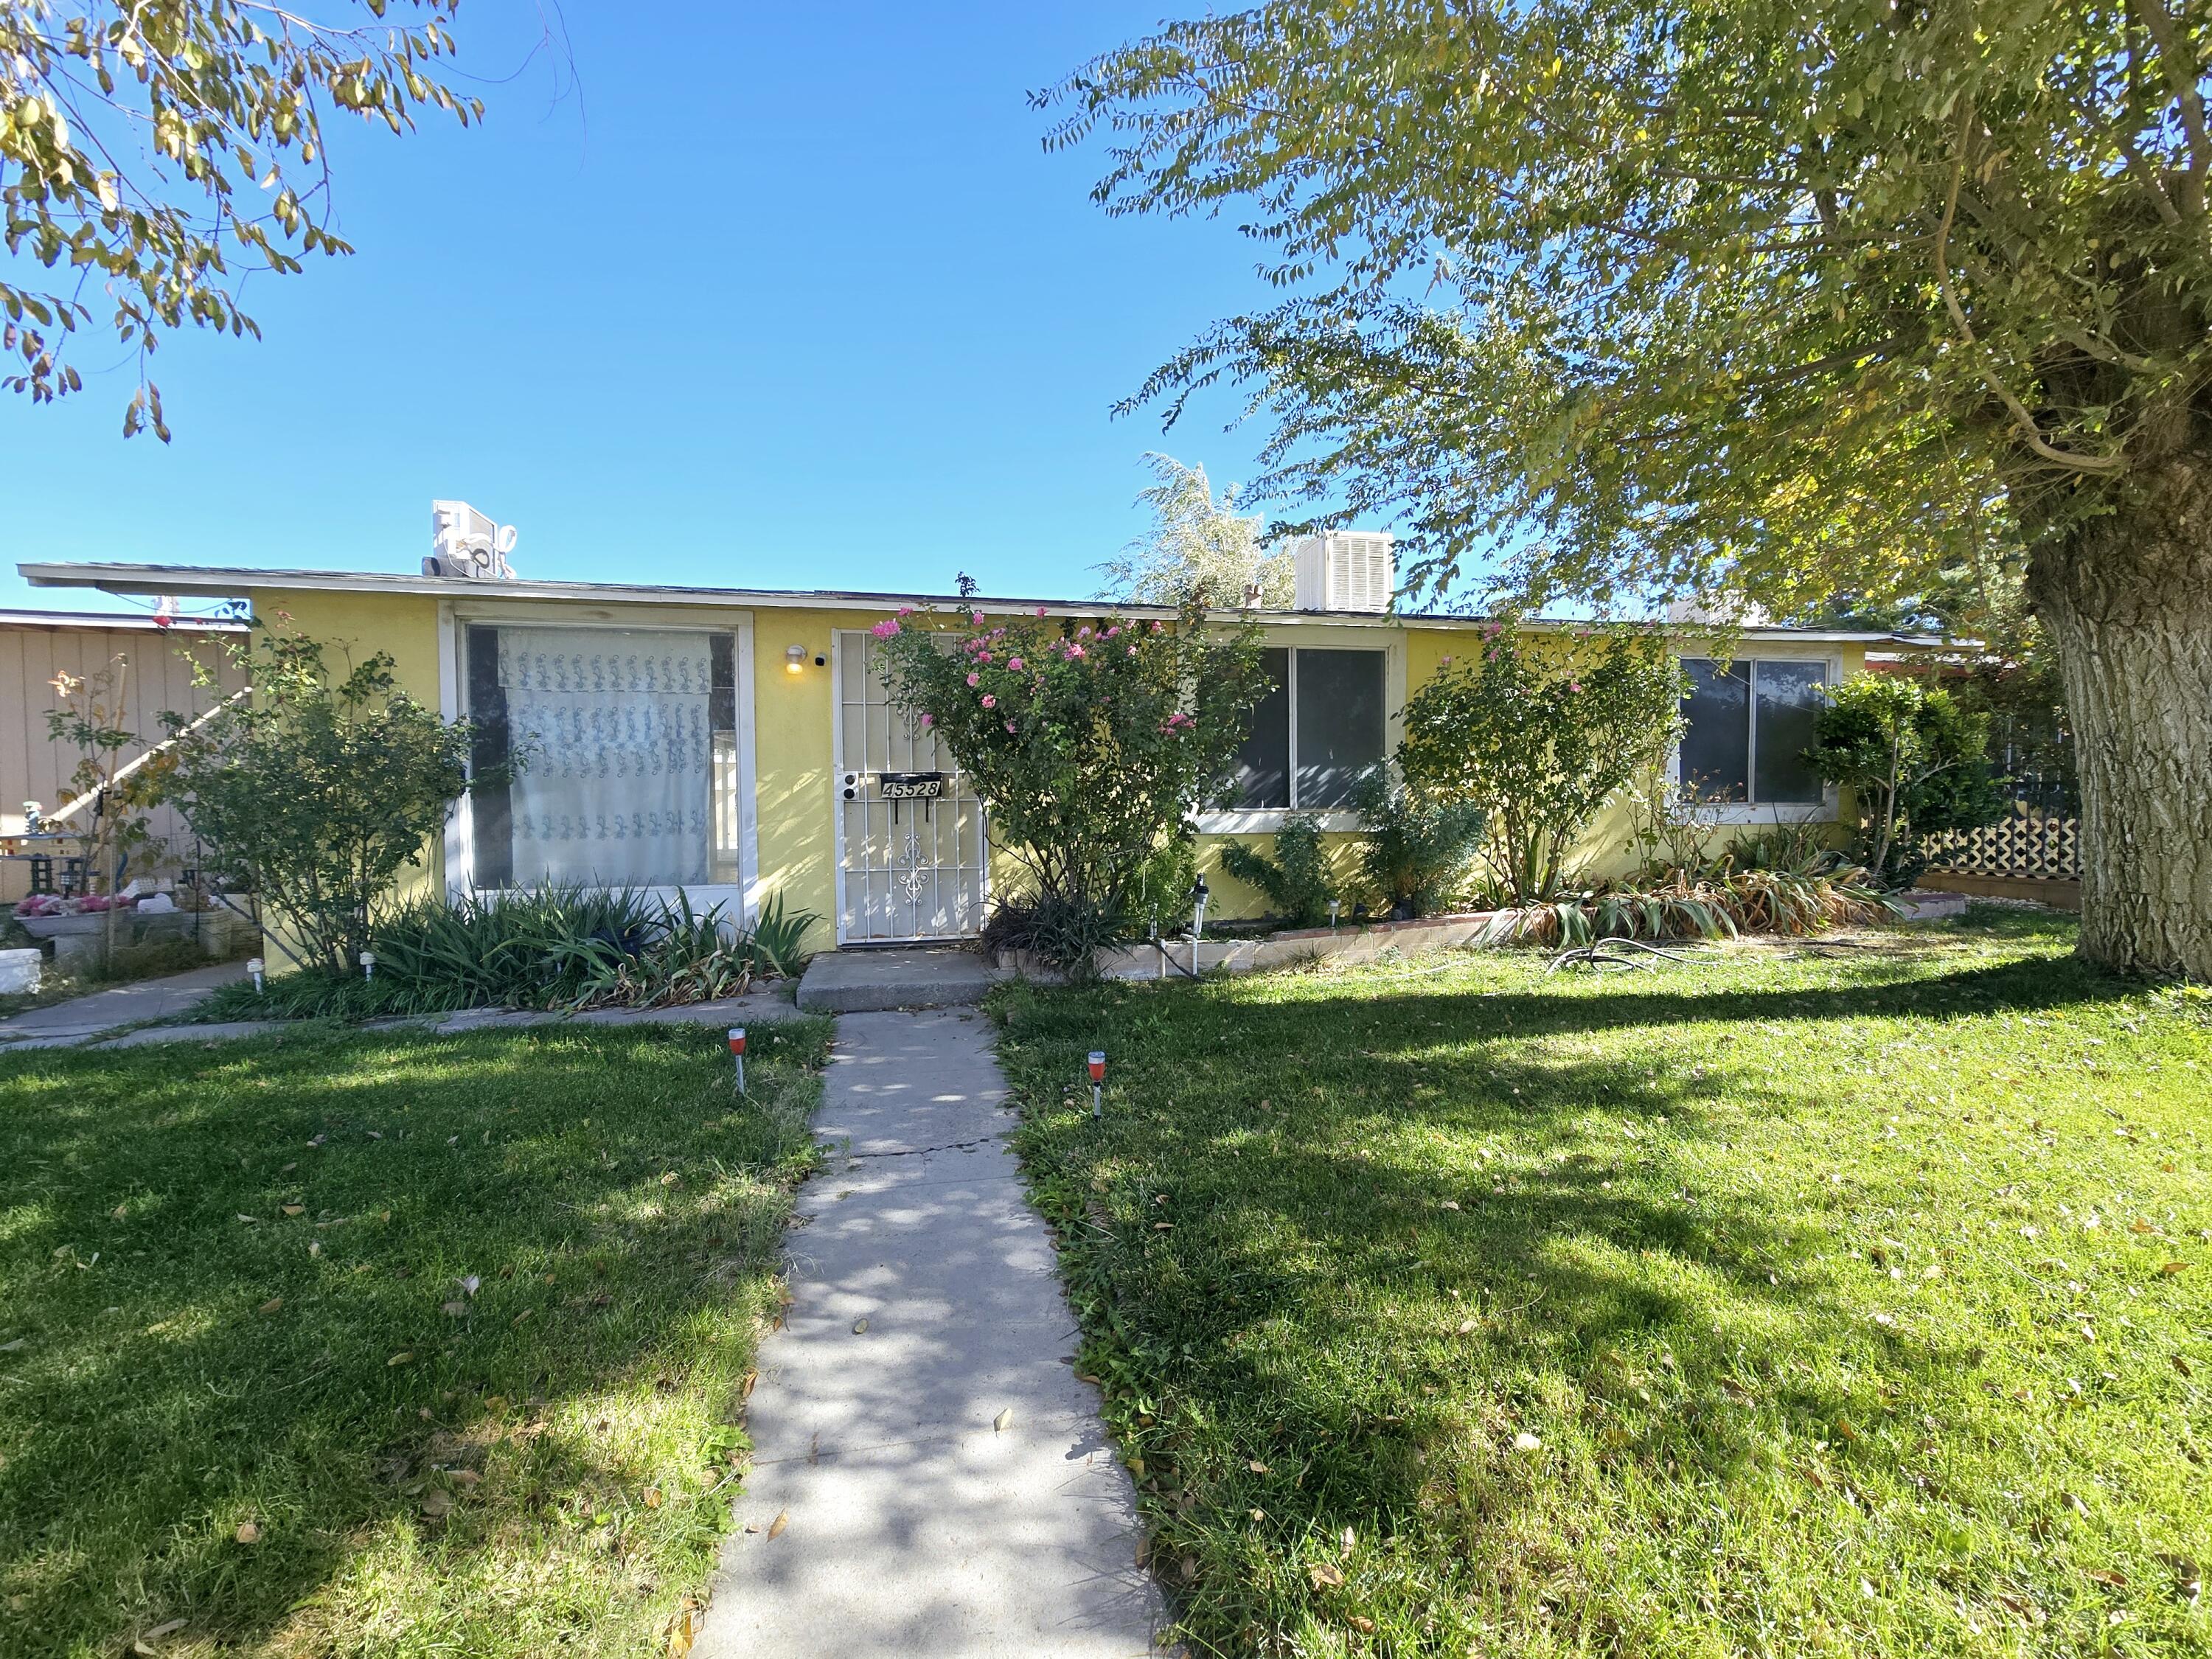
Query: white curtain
xmin=497 ymin=627 xmax=712 ymax=886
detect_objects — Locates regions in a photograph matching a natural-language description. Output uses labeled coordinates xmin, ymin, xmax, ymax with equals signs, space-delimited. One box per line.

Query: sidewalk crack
xmin=840 ymin=1134 xmax=998 ymax=1161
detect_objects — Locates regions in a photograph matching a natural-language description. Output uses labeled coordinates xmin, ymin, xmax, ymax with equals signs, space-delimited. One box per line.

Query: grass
xmin=0 ymin=1016 xmax=832 ymax=1658
xmin=991 ymin=909 xmax=2211 ymax=1657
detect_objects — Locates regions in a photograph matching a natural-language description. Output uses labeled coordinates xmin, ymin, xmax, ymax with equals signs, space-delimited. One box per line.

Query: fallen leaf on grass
xmin=2160 ymin=1262 xmax=2187 ymax=1276
xmin=2087 ymin=1568 xmax=2129 ymax=1589
xmin=1248 ymin=1459 xmax=1270 ymax=1474
xmin=1307 ymin=1561 xmax=1345 ymax=1589
xmin=418 ymin=1488 xmax=453 ymax=1520
xmin=387 ymin=1351 xmax=413 ymax=1366
xmin=234 ymin=1522 xmax=260 ymax=1544
xmin=450 ymin=1469 xmax=482 ymax=1487
xmin=511 ymin=1309 xmax=533 ymax=1326
xmin=766 ymin=1509 xmax=788 ymax=1540
xmin=1348 ymin=1614 xmax=1376 ymax=1633
xmin=257 ymin=1298 xmax=282 ymax=1315
xmin=280 ymin=1205 xmax=304 ymax=1217
xmin=1513 ymin=1432 xmax=1543 ymax=1453
xmin=740 ymin=1369 xmax=757 ymax=1399
xmin=645 ymin=1487 xmax=663 ymax=1508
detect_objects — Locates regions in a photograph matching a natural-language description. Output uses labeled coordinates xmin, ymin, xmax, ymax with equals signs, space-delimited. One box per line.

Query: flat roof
xmin=0 ymin=605 xmax=246 ymax=632
xmin=14 ymin=561 xmax=1903 ymax=644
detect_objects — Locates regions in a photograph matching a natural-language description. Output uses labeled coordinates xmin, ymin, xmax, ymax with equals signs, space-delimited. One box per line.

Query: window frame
xmin=437 ymin=601 xmax=760 ymax=920
xmin=1198 ymin=630 xmax=1403 ymax=833
xmin=1671 ymin=647 xmax=1843 ymax=823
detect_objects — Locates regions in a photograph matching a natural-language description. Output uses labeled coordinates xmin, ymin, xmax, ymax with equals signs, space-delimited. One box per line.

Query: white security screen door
xmin=834 ymin=630 xmax=989 ymax=942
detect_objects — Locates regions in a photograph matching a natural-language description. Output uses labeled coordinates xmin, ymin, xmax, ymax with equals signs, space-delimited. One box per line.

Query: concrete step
xmin=795 ymin=946 xmax=1004 ymax=1014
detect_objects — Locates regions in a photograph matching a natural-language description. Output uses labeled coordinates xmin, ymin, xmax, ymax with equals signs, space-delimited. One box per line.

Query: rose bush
xmin=872 ymin=601 xmax=1267 ymax=970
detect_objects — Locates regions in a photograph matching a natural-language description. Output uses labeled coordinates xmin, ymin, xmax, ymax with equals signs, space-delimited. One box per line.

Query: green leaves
xmin=1 ymin=0 xmax=493 ymax=436
xmin=1051 ymin=0 xmax=2211 ymax=612
xmin=1398 ymin=624 xmax=1683 ymax=902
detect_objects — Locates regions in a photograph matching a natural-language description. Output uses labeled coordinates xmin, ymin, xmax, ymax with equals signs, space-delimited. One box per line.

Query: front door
xmin=833 ymin=630 xmax=989 ymax=943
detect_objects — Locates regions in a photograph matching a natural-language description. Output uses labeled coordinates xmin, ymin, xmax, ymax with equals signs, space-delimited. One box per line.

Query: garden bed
xmin=0 ymin=1018 xmax=831 ymax=1657
xmin=990 ymin=908 xmax=2211 ymax=1655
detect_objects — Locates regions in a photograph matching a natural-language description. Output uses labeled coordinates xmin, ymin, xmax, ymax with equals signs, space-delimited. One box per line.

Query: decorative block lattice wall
xmin=1924 ymin=807 xmax=2081 ymax=879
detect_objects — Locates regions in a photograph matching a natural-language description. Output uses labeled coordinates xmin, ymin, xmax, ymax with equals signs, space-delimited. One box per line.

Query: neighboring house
xmin=18 ymin=535 xmax=1892 ymax=946
xmin=0 ymin=609 xmax=248 ymax=904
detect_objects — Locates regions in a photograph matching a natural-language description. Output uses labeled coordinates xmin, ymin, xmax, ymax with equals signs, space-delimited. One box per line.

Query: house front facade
xmin=19 ymin=552 xmax=1889 ymax=947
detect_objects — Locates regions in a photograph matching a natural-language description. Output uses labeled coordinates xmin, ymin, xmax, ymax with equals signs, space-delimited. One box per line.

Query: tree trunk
xmin=2027 ymin=466 xmax=2212 ymax=979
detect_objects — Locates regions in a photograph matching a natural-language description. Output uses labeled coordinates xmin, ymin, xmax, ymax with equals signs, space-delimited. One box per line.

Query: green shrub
xmin=1350 ymin=771 xmax=1486 ymax=918
xmin=1398 ymin=624 xmax=1685 ymax=902
xmin=1485 ymin=856 xmax=1895 ymax=947
xmin=155 ymin=624 xmax=486 ymax=974
xmin=1218 ymin=815 xmax=1333 ymax=928
xmin=1806 ymin=673 xmax=2003 ymax=886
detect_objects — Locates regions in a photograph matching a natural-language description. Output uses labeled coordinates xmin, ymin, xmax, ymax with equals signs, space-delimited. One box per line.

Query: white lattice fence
xmin=1924 ymin=807 xmax=2081 ymax=879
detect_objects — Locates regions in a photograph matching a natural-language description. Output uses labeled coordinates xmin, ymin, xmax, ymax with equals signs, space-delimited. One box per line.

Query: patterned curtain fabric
xmin=496 ymin=627 xmax=713 ymax=886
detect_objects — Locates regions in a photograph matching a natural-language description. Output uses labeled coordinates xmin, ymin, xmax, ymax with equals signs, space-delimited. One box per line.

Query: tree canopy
xmin=1 ymin=0 xmax=487 ymax=437
xmin=1094 ymin=451 xmax=1292 ymax=606
xmin=1045 ymin=0 xmax=2212 ymax=614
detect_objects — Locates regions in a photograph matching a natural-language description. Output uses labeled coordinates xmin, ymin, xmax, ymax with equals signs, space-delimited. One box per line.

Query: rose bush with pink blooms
xmin=873 ymin=600 xmax=1267 ymax=968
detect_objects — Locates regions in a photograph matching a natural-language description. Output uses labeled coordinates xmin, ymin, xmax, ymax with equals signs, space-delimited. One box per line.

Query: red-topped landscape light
xmin=728 ymin=1026 xmax=748 ymax=1095
xmin=1088 ymin=1051 xmax=1106 ymax=1119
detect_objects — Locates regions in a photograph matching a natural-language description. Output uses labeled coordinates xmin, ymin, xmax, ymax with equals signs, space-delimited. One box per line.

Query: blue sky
xmin=1 ymin=3 xmax=1292 ymax=618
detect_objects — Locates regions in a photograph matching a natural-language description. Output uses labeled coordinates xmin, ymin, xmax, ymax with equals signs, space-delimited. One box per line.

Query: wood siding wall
xmin=1 ymin=620 xmax=246 ymax=902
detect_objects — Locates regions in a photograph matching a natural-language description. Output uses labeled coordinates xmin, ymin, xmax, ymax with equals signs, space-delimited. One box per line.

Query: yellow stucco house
xmin=20 ymin=535 xmax=1885 ymax=950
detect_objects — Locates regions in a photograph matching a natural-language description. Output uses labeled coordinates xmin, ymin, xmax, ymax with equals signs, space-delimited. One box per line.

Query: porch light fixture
xmin=785 ymin=644 xmax=807 ymax=674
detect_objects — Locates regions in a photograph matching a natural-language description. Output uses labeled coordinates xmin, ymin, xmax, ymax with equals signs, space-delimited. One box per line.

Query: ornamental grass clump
xmin=872 ymin=601 xmax=1268 ymax=971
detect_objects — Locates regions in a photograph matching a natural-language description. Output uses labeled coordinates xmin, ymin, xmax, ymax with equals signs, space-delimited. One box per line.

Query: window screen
xmin=1679 ymin=659 xmax=1750 ymax=801
xmin=1752 ymin=661 xmax=1827 ymax=804
xmin=1231 ymin=648 xmax=1291 ymax=809
xmin=1294 ymin=649 xmax=1386 ymax=807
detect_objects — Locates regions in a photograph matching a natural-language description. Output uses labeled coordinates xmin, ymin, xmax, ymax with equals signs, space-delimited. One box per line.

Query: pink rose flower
xmin=869 ymin=619 xmax=900 ymax=639
xmin=898 ymin=606 xmax=914 ymax=616
xmin=1105 ymin=625 xmax=1120 ymax=638
xmin=1036 ymin=606 xmax=1048 ymax=617
xmin=967 ymin=672 xmax=980 ymax=687
xmin=972 ymin=611 xmax=986 ymax=625
xmin=1007 ymin=657 xmax=1023 ymax=671
xmin=1067 ymin=643 xmax=1085 ymax=658
xmin=1439 ymin=655 xmax=1454 ymax=667
xmin=1004 ymin=720 xmax=1016 ymax=733
xmin=920 ymin=713 xmax=934 ymax=728
xmin=1079 ymin=625 xmax=1092 ymax=638
xmin=1127 ymin=645 xmax=1138 ymax=655
xmin=1568 ymin=681 xmax=1582 ymax=692
xmin=1152 ymin=620 xmax=1164 ymax=632
xmin=981 ymin=694 xmax=997 ymax=709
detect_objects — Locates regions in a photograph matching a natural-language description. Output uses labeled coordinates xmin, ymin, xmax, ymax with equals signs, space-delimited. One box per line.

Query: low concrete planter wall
xmin=998 ymin=910 xmax=1512 ymax=983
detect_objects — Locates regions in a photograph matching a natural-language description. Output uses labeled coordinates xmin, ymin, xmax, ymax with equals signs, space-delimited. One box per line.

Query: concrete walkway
xmin=0 ymin=960 xmax=249 ymax=1049
xmin=695 ymin=1009 xmax=1160 ymax=1659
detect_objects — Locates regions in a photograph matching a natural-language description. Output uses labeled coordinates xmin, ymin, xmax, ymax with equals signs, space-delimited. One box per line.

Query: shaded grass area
xmin=992 ymin=911 xmax=2212 ymax=1657
xmin=0 ymin=1018 xmax=831 ymax=1658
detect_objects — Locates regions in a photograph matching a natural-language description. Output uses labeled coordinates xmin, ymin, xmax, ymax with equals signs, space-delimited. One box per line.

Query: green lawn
xmin=0 ymin=1018 xmax=830 ymax=1659
xmin=992 ymin=911 xmax=2211 ymax=1658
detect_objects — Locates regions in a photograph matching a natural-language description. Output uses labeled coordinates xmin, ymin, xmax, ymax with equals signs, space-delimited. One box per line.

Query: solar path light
xmin=1088 ymin=1051 xmax=1106 ymax=1119
xmin=247 ymin=956 xmax=266 ymax=995
xmin=728 ymin=1026 xmax=748 ymax=1096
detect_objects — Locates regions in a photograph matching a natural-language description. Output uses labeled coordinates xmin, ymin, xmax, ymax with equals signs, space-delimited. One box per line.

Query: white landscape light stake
xmin=247 ymin=956 xmax=266 ymax=995
xmin=728 ymin=1026 xmax=748 ymax=1095
xmin=1328 ymin=897 xmax=1341 ymax=932
xmin=1189 ymin=874 xmax=1210 ymax=976
xmin=1088 ymin=1051 xmax=1107 ymax=1119
xmin=359 ymin=950 xmax=375 ymax=981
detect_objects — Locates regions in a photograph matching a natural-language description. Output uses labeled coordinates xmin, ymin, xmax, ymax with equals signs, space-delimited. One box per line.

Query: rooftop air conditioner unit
xmin=426 ymin=499 xmax=518 ymax=580
xmin=1291 ymin=531 xmax=1395 ymax=613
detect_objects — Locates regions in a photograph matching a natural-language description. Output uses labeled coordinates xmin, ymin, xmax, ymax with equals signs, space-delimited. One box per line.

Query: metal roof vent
xmin=426 ymin=500 xmax=518 ymax=580
xmin=1291 ymin=531 xmax=1394 ymax=613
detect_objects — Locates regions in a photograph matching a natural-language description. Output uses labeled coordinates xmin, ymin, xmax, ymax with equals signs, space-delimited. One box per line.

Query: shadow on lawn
xmin=998 ymin=940 xmax=2124 ymax=1637
xmin=0 ymin=1021 xmax=824 ymax=1658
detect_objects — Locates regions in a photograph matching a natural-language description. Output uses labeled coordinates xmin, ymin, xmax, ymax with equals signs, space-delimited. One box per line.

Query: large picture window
xmin=1678 ymin=657 xmax=1829 ymax=805
xmin=465 ymin=625 xmax=743 ymax=888
xmin=1231 ymin=647 xmax=1387 ymax=810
